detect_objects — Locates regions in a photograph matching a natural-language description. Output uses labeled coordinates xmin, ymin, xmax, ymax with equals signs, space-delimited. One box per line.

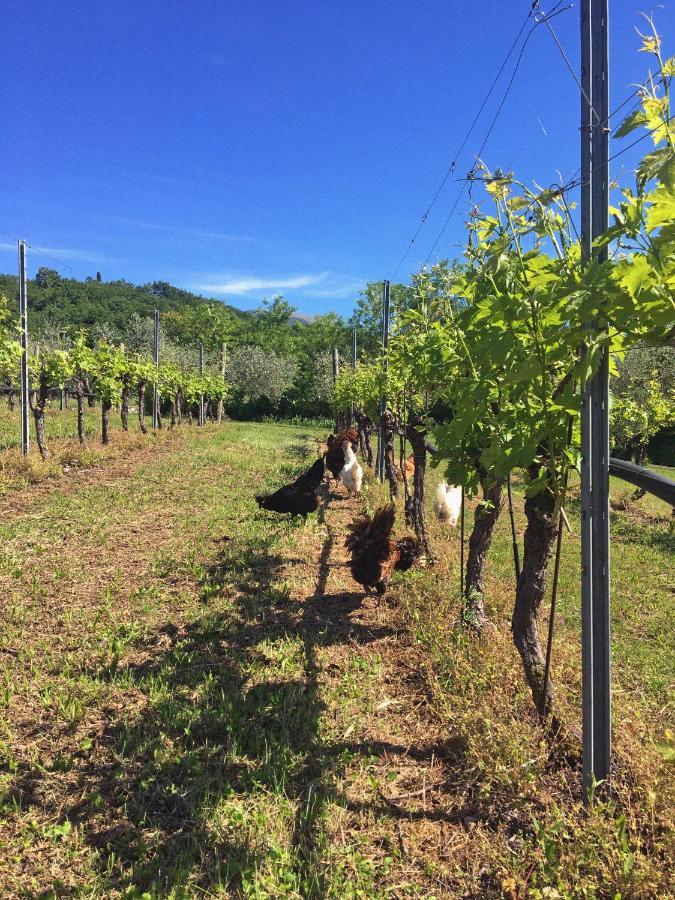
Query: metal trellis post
xmin=350 ymin=327 xmax=357 ymax=425
xmin=331 ymin=347 xmax=340 ymax=430
xmin=199 ymin=341 xmax=205 ymax=426
xmin=580 ymin=0 xmax=611 ymax=800
xmin=18 ymin=240 xmax=29 ymax=456
xmin=377 ymin=280 xmax=390 ymax=482
xmin=152 ymin=309 xmax=160 ymax=429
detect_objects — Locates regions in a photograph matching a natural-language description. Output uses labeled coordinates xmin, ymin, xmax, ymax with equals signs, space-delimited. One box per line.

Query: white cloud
xmin=0 ymin=242 xmax=104 ymax=263
xmin=195 ymin=272 xmax=330 ymax=296
xmin=304 ymin=280 xmax=364 ymax=300
xmin=95 ymin=215 xmax=252 ymax=243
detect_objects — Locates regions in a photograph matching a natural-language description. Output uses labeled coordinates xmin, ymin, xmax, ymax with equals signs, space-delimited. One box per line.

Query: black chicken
xmin=255 ymin=457 xmax=325 ymax=516
xmin=326 ymin=428 xmax=359 ymax=479
xmin=345 ymin=504 xmax=423 ymax=595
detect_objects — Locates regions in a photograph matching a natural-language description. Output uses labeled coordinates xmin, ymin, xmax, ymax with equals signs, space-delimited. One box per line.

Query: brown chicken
xmin=345 ymin=504 xmax=422 ymax=595
xmin=255 ymin=457 xmax=325 ymax=516
xmin=326 ymin=427 xmax=359 ymax=479
xmin=395 ymin=453 xmax=415 ymax=483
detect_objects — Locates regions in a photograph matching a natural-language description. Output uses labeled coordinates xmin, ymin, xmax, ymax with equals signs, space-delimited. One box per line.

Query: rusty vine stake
xmin=542 ymin=495 xmax=566 ymax=723
xmin=541 ymin=415 xmax=574 ymax=725
xmin=460 ymin=487 xmax=465 ymax=596
xmin=507 ymin=473 xmax=522 ymax=584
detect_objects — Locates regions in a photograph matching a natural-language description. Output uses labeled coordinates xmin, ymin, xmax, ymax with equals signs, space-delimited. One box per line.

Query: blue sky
xmin=1 ymin=0 xmax=670 ymax=317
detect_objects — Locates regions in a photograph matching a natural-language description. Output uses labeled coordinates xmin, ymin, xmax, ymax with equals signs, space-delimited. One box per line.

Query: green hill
xmin=0 ymin=268 xmax=245 ymax=333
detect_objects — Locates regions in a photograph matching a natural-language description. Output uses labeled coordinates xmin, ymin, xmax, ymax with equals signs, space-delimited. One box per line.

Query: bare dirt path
xmin=300 ymin=479 xmax=477 ymax=897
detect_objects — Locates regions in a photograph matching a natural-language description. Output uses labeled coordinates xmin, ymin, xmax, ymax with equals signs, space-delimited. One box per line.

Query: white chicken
xmin=340 ymin=441 xmax=363 ymax=494
xmin=433 ymin=480 xmax=462 ymax=526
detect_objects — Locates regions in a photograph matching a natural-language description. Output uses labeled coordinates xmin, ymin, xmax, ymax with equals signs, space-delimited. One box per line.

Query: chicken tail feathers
xmin=293 ymin=457 xmax=325 ymax=491
xmin=345 ymin=504 xmax=396 ymax=552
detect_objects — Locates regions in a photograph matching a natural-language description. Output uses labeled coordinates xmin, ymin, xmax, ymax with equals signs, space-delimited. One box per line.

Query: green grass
xmin=0 ymin=400 xmax=128 ymax=450
xmin=0 ymin=421 xmax=672 ymax=898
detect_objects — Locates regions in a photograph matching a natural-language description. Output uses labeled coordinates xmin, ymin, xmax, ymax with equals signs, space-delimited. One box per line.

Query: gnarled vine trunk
xmin=101 ymin=398 xmax=112 ymax=444
xmin=75 ymin=387 xmax=86 ymax=444
xmin=406 ymin=417 xmax=429 ymax=554
xmin=512 ymin=468 xmax=559 ymax=721
xmin=356 ymin=411 xmax=374 ymax=468
xmin=29 ymin=378 xmax=51 ymax=460
xmin=464 ymin=475 xmax=504 ymax=627
xmin=120 ymin=381 xmax=130 ymax=432
xmin=7 ymin=390 xmax=16 ymax=412
xmin=85 ymin=377 xmax=95 ymax=408
xmin=137 ymin=381 xmax=148 ymax=434
xmin=381 ymin=409 xmax=399 ymax=499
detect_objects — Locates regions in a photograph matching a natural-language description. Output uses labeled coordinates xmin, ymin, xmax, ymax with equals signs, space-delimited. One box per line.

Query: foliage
xmin=380 ymin=35 xmax=675 ymax=499
xmin=227 ymin=344 xmax=298 ymax=406
xmin=0 ymin=271 xmax=210 ymax=334
xmin=0 ymin=294 xmax=22 ymax=382
xmin=90 ymin=342 xmax=127 ymax=403
xmin=332 ymin=361 xmax=382 ymax=418
xmin=611 ymin=375 xmax=675 ymax=457
xmin=347 ymin=280 xmax=412 ymax=354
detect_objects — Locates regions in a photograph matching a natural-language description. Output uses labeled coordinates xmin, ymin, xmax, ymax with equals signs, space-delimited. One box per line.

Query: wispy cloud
xmin=304 ymin=280 xmax=364 ymax=300
xmin=195 ymin=272 xmax=330 ymax=296
xmin=95 ymin=215 xmax=252 ymax=244
xmin=0 ymin=242 xmax=105 ymax=263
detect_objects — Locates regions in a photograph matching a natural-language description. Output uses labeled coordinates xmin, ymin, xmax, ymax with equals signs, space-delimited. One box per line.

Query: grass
xmin=0 ymin=418 xmax=672 ymax=898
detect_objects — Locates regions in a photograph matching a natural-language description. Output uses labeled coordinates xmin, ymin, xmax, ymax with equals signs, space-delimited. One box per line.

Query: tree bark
xmin=120 ymin=381 xmax=130 ymax=432
xmin=512 ymin=467 xmax=558 ymax=721
xmin=85 ymin=377 xmax=96 ymax=408
xmin=406 ymin=417 xmax=429 ymax=554
xmin=29 ymin=379 xmax=51 ymax=460
xmin=464 ymin=475 xmax=504 ymax=627
xmin=137 ymin=382 xmax=148 ymax=434
xmin=356 ymin=412 xmax=374 ymax=468
xmin=75 ymin=388 xmax=86 ymax=445
xmin=381 ymin=410 xmax=399 ymax=499
xmin=217 ymin=342 xmax=226 ymax=423
xmin=101 ymin=398 xmax=112 ymax=444
xmin=156 ymin=395 xmax=163 ymax=430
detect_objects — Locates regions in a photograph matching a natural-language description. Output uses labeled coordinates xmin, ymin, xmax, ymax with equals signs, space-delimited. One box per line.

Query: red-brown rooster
xmin=326 ymin=428 xmax=359 ymax=479
xmin=345 ymin=504 xmax=422 ymax=596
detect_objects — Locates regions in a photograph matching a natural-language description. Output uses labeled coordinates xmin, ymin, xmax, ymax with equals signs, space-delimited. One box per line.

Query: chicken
xmin=396 ymin=453 xmax=415 ymax=483
xmin=326 ymin=427 xmax=359 ymax=479
xmin=345 ymin=504 xmax=422 ymax=595
xmin=433 ymin=480 xmax=462 ymax=526
xmin=340 ymin=442 xmax=363 ymax=494
xmin=255 ymin=457 xmax=325 ymax=516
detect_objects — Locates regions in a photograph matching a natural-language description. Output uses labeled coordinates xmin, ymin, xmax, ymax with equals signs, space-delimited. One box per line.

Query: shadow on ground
xmin=29 ymin=489 xmax=475 ymax=897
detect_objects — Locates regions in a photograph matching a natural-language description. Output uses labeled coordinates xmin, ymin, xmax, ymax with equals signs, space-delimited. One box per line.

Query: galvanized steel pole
xmin=378 ymin=280 xmax=390 ymax=482
xmin=580 ymin=0 xmax=611 ymax=799
xmin=152 ymin=309 xmax=160 ymax=429
xmin=199 ymin=341 xmax=205 ymax=426
xmin=18 ymin=241 xmax=29 ymax=456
